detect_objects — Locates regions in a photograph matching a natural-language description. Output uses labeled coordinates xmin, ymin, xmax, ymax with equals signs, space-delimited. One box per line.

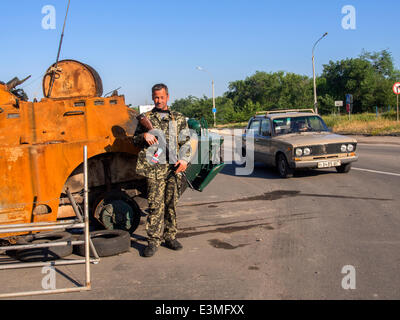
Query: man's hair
xmin=152 ymin=83 xmax=169 ymax=95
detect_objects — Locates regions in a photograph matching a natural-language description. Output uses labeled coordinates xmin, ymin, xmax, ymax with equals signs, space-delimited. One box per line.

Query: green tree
xmin=172 ymin=50 xmax=399 ymax=122
xmin=319 ymin=50 xmax=399 ymax=113
xmin=226 ymin=71 xmax=313 ymax=112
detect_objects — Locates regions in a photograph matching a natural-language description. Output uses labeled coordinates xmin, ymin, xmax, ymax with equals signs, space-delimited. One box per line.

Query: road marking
xmin=353 ymin=167 xmax=400 ymax=177
xmin=357 ymin=143 xmax=400 ymax=148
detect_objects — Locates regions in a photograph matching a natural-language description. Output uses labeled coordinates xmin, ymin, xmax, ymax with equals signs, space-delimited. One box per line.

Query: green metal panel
xmin=197 ymin=163 xmax=225 ymax=192
xmin=185 ymin=118 xmax=225 ymax=192
xmin=185 ymin=138 xmax=225 ymax=191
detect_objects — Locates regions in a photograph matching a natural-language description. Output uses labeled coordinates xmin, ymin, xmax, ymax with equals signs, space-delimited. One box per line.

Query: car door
xmin=257 ymin=118 xmax=272 ymax=164
xmin=246 ymin=118 xmax=261 ymax=162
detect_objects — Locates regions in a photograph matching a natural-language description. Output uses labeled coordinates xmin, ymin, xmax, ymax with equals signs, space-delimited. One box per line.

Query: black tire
xmin=336 ymin=162 xmax=352 ymax=173
xmin=13 ymin=232 xmax=73 ymax=262
xmin=277 ymin=153 xmax=294 ymax=178
xmin=74 ymin=230 xmax=131 ymax=257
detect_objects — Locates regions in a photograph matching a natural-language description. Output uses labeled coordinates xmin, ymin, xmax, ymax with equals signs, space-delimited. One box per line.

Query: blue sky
xmin=0 ymin=0 xmax=398 ymax=106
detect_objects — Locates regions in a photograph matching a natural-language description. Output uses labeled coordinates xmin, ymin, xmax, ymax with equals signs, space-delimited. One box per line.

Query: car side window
xmin=247 ymin=119 xmax=261 ymax=135
xmin=261 ymin=119 xmax=271 ymax=136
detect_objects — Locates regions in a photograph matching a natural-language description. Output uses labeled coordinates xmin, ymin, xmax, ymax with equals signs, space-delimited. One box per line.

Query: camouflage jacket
xmin=132 ymin=108 xmax=192 ymax=179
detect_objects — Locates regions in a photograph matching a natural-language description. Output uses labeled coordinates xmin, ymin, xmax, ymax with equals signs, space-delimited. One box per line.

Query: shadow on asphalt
xmin=220 ymin=163 xmax=340 ymax=179
xmin=55 ymin=267 xmax=83 ymax=287
xmin=130 ymin=235 xmax=147 ymax=257
xmin=219 ymin=163 xmax=281 ymax=179
xmin=179 ymin=189 xmax=392 ymax=208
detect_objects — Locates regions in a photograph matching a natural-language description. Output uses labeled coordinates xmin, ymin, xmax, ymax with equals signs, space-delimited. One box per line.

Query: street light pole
xmin=312 ymin=54 xmax=317 ymax=113
xmin=312 ymin=32 xmax=328 ymax=114
xmin=197 ymin=66 xmax=216 ymax=127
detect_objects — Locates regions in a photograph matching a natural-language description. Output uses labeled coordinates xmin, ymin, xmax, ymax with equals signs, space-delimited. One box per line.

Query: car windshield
xmin=272 ymin=116 xmax=329 ymax=135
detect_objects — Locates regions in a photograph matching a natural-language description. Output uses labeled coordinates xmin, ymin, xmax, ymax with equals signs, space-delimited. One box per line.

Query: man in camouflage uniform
xmin=133 ymin=84 xmax=192 ymax=257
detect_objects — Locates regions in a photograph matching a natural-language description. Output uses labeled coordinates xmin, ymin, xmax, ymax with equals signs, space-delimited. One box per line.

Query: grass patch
xmin=322 ymin=113 xmax=400 ymax=136
xmin=215 ymin=121 xmax=248 ymax=129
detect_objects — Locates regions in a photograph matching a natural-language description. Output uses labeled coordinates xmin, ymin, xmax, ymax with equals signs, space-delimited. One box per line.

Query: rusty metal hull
xmin=0 ymin=84 xmax=140 ymax=237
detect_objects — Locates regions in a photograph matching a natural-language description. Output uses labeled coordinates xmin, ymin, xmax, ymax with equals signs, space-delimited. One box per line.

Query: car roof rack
xmin=255 ymin=109 xmax=315 ymax=116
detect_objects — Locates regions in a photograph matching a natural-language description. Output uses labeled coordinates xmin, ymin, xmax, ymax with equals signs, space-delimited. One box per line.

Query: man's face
xmin=152 ymin=89 xmax=170 ymax=110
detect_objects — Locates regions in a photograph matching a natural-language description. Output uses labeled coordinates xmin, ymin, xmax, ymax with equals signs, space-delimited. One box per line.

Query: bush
xmin=382 ymin=111 xmax=398 ymax=121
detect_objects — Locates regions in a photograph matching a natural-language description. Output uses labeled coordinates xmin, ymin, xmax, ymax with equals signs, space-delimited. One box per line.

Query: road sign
xmin=393 ymin=82 xmax=400 ymax=95
xmin=212 ymin=108 xmax=217 ymax=113
xmin=335 ymin=101 xmax=343 ymax=107
xmin=345 ymin=94 xmax=353 ymax=104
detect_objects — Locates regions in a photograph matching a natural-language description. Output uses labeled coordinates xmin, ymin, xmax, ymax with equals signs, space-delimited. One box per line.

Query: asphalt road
xmin=1 ymin=138 xmax=399 ymax=300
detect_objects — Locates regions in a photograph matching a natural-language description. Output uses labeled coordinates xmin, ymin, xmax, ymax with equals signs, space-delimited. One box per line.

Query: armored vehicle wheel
xmin=277 ymin=154 xmax=294 ymax=178
xmin=93 ymin=191 xmax=142 ymax=234
xmin=336 ymin=162 xmax=352 ymax=173
xmin=74 ymin=230 xmax=130 ymax=257
xmin=12 ymin=232 xmax=73 ymax=262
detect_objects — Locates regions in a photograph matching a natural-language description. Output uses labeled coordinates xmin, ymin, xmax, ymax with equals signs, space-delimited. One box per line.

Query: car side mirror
xmin=262 ymin=131 xmax=271 ymax=137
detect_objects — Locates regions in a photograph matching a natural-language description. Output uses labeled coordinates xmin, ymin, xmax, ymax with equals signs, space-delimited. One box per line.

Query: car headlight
xmin=295 ymin=148 xmax=303 ymax=157
xmin=347 ymin=144 xmax=354 ymax=152
xmin=303 ymin=147 xmax=311 ymax=156
xmin=341 ymin=144 xmax=347 ymax=153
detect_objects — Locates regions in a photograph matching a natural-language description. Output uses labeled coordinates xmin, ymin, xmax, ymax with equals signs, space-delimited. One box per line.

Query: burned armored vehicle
xmin=0 ymin=60 xmax=224 ymax=239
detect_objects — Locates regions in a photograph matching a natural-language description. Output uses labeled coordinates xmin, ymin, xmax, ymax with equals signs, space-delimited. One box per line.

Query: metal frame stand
xmin=0 ymin=146 xmax=100 ymax=298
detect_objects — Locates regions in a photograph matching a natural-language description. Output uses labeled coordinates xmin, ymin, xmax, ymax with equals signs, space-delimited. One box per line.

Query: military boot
xmin=165 ymin=239 xmax=183 ymax=251
xmin=143 ymin=243 xmax=158 ymax=257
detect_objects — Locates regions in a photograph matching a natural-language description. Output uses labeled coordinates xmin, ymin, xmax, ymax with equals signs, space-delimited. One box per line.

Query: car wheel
xmin=336 ymin=163 xmax=352 ymax=173
xmin=74 ymin=230 xmax=131 ymax=257
xmin=12 ymin=232 xmax=73 ymax=262
xmin=277 ymin=154 xmax=294 ymax=178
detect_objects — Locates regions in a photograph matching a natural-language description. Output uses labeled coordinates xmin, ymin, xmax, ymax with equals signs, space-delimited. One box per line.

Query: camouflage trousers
xmin=146 ymin=173 xmax=181 ymax=247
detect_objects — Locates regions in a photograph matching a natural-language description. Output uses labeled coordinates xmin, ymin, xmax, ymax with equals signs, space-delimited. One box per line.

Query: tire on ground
xmin=336 ymin=162 xmax=352 ymax=173
xmin=13 ymin=232 xmax=73 ymax=262
xmin=74 ymin=229 xmax=131 ymax=257
xmin=277 ymin=153 xmax=294 ymax=178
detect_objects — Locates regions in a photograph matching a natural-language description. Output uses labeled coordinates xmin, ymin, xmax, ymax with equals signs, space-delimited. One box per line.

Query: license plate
xmin=318 ymin=160 xmax=341 ymax=168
